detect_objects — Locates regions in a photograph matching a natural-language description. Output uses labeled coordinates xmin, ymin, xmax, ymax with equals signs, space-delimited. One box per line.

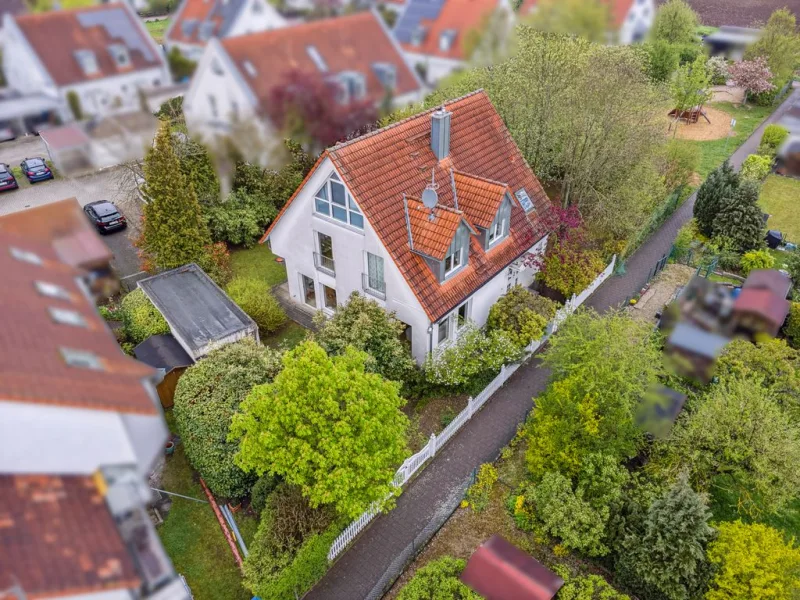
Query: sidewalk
xmin=305 ymin=87 xmax=800 ymax=600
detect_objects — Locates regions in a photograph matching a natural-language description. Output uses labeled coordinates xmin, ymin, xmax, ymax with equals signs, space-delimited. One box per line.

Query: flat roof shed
xmin=138 ymin=263 xmax=258 ymax=360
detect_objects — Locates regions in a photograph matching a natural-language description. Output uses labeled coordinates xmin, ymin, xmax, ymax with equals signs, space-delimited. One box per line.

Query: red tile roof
xmin=0 ymin=474 xmax=140 ymax=599
xmin=398 ymin=0 xmax=501 ymax=60
xmin=453 ymin=170 xmax=508 ymax=229
xmin=264 ymin=90 xmax=552 ymax=322
xmin=406 ymin=196 xmax=469 ymax=259
xmin=742 ymin=269 xmax=791 ymax=300
xmin=0 ymin=230 xmax=158 ymax=415
xmin=733 ymin=288 xmax=790 ymax=331
xmin=221 ymin=12 xmax=421 ymax=110
xmin=517 ymin=0 xmax=634 ymax=27
xmin=14 ymin=3 xmax=165 ymax=87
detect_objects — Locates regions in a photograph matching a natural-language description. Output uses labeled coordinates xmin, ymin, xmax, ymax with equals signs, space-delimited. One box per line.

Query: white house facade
xmin=263 ymin=90 xmax=552 ymax=363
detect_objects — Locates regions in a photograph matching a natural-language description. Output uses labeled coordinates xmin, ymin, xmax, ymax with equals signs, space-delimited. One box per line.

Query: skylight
xmin=74 ymin=49 xmax=99 ymax=76
xmin=35 ymin=281 xmax=71 ymax=300
xmin=515 ymin=188 xmax=534 ymax=212
xmin=108 ymin=43 xmax=130 ymax=68
xmin=61 ymin=348 xmax=103 ymax=370
xmin=306 ymin=45 xmax=328 ymax=73
xmin=10 ymin=246 xmax=42 ymax=265
xmin=50 ymin=307 xmax=88 ymax=328
xmin=243 ymin=60 xmax=257 ymax=78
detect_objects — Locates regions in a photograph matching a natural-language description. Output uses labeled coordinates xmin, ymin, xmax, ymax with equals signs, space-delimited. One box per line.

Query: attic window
xmin=181 ymin=18 xmax=198 ymax=37
xmin=372 ymin=62 xmax=397 ymax=91
xmin=50 ymin=307 xmax=87 ymax=328
xmin=10 ymin=246 xmax=42 ymax=265
xmin=242 ymin=60 xmax=257 ymax=78
xmin=35 ymin=281 xmax=70 ymax=300
xmin=61 ymin=348 xmax=103 ymax=370
xmin=439 ymin=29 xmax=457 ymax=52
xmin=108 ymin=44 xmax=130 ymax=68
xmin=198 ymin=21 xmax=215 ymax=41
xmin=74 ymin=49 xmax=99 ymax=76
xmin=411 ymin=25 xmax=427 ymax=46
xmin=336 ymin=71 xmax=366 ymax=104
xmin=514 ymin=188 xmax=534 ymax=212
xmin=314 ymin=173 xmax=364 ymax=230
xmin=211 ymin=58 xmax=224 ymax=75
xmin=306 ymin=45 xmax=328 ymax=73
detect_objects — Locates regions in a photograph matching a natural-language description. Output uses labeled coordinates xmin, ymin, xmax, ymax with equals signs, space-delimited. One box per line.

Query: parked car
xmin=0 ymin=163 xmax=18 ymax=192
xmin=19 ymin=157 xmax=54 ymax=183
xmin=83 ymin=200 xmax=127 ymax=234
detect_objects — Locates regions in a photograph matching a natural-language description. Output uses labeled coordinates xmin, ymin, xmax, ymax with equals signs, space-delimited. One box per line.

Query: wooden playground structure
xmin=668 ymin=104 xmax=711 ymax=130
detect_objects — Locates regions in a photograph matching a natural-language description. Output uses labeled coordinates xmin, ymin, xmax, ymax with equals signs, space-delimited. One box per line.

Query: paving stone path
xmin=305 ymin=87 xmax=800 ymax=600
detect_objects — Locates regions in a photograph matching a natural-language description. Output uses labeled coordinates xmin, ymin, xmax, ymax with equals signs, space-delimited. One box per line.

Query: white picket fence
xmin=327 ymin=255 xmax=616 ymax=562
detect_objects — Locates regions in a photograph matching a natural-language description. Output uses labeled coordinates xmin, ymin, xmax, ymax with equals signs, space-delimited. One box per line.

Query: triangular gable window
xmin=313 ymin=172 xmax=363 ymax=230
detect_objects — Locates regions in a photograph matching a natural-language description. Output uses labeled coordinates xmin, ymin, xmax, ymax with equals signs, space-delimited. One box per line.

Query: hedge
xmin=226 ymin=277 xmax=287 ymax=334
xmin=120 ymin=288 xmax=170 ymax=345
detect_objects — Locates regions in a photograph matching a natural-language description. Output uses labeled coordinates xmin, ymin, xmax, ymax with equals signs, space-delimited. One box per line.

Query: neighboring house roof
xmin=663 ymin=0 xmax=800 ymax=28
xmin=517 ymin=0 xmax=634 ymax=27
xmin=86 ymin=110 xmax=159 ymax=139
xmin=220 ymin=11 xmax=421 ymax=111
xmin=0 ymin=198 xmax=112 ymax=270
xmin=13 ymin=3 xmax=165 ymax=87
xmin=0 ymin=0 xmax=28 ymax=19
xmin=134 ymin=334 xmax=194 ymax=371
xmin=39 ymin=125 xmax=92 ymax=151
xmin=0 ymin=474 xmax=140 ymax=599
xmin=733 ymin=287 xmax=790 ymax=328
xmin=263 ymin=90 xmax=552 ymax=322
xmin=742 ymin=268 xmax=791 ymax=300
xmin=0 ymin=229 xmax=157 ymax=415
xmin=394 ymin=0 xmax=502 ymax=61
xmin=137 ymin=263 xmax=257 ymax=357
xmin=667 ymin=322 xmax=729 ymax=358
xmin=460 ymin=535 xmax=564 ymax=600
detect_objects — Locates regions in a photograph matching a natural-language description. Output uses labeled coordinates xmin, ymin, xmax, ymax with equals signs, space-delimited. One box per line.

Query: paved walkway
xmin=305 ymin=87 xmax=800 ymax=600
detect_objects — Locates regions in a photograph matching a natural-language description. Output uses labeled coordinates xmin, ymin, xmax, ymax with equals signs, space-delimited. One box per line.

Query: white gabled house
xmin=183 ymin=10 xmax=425 ymax=149
xmin=261 ymin=90 xmax=553 ymax=364
xmin=164 ymin=0 xmax=288 ymax=62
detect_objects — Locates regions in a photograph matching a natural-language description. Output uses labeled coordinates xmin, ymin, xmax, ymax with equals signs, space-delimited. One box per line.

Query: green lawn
xmin=145 ymin=18 xmax=171 ymax=44
xmin=158 ymin=412 xmax=251 ymax=600
xmin=230 ymin=244 xmax=288 ymax=286
xmin=678 ymin=102 xmax=774 ymax=179
xmin=264 ymin=321 xmax=308 ymax=350
xmin=759 ymin=175 xmax=800 ymax=244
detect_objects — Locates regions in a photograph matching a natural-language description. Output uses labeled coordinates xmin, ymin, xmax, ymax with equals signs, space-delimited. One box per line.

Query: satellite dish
xmin=421 ymin=186 xmax=438 ymax=209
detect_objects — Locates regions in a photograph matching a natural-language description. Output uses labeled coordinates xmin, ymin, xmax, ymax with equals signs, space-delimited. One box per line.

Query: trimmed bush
xmin=706 ymin=56 xmax=729 ymax=85
xmin=250 ymin=473 xmax=279 ymax=515
xmin=120 ymin=289 xmax=170 ymax=345
xmin=397 ymin=557 xmax=480 ymax=600
xmin=487 ymin=286 xmax=558 ymax=349
xmin=226 ymin=277 xmax=286 ymax=334
xmin=740 ymin=249 xmax=775 ymax=276
xmin=759 ymin=124 xmax=790 ymax=157
xmin=464 ymin=463 xmax=498 ymax=512
xmin=785 ymin=303 xmax=800 ymax=349
xmin=739 ymin=154 xmax=773 ymax=182
xmin=173 ymin=339 xmax=282 ymax=499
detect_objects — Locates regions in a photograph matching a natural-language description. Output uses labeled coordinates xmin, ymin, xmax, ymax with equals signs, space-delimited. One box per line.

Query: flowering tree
xmin=267 ymin=69 xmax=378 ymax=153
xmin=727 ymin=58 xmax=775 ymax=104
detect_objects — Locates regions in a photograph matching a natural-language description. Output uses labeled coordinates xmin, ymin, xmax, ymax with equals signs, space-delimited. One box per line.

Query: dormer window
xmin=314 ymin=172 xmax=364 ymax=230
xmin=198 ymin=21 xmax=215 ymax=41
xmin=108 ymin=44 xmax=130 ymax=68
xmin=444 ymin=244 xmax=463 ymax=274
xmin=439 ymin=29 xmax=457 ymax=52
xmin=74 ymin=50 xmax=98 ymax=76
xmin=10 ymin=246 xmax=42 ymax=265
xmin=411 ymin=25 xmax=427 ymax=47
xmin=334 ymin=71 xmax=366 ymax=104
xmin=372 ymin=62 xmax=397 ymax=91
xmin=486 ymin=196 xmax=511 ymax=248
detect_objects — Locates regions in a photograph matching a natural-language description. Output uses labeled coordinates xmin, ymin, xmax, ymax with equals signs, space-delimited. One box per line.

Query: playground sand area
xmin=671 ymin=106 xmax=734 ymax=141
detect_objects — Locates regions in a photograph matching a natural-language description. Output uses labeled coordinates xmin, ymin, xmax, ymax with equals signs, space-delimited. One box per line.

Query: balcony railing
xmin=362 ymin=273 xmax=386 ymax=300
xmin=314 ymin=252 xmax=335 ymax=276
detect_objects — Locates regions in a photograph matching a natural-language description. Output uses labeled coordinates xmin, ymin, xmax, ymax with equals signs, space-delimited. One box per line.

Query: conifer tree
xmin=693 ymin=161 xmax=738 ymax=237
xmin=713 ymin=179 xmax=764 ymax=252
xmin=140 ymin=123 xmax=211 ymax=271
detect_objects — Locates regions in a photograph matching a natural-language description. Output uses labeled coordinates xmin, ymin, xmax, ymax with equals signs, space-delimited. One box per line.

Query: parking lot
xmin=0 ymin=138 xmax=144 ymax=281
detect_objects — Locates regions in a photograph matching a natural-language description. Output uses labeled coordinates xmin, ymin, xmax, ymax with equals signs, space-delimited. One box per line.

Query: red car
xmin=0 ymin=163 xmax=18 ymax=192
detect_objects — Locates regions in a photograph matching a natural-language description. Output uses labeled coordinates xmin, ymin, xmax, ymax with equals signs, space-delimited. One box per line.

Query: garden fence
xmin=327 ymin=255 xmax=617 ymax=562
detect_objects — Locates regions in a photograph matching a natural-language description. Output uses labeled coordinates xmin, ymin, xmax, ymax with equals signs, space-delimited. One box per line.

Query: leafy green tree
xmin=645 ymin=40 xmax=681 ymax=83
xmin=706 ymin=521 xmax=800 ymax=600
xmin=651 ymin=0 xmax=699 ymax=46
xmin=487 ymin=286 xmax=558 ymax=349
xmin=231 ymin=342 xmax=409 ymax=519
xmin=745 ymin=8 xmax=800 ymax=85
xmin=397 ymin=557 xmax=480 ymax=600
xmin=662 ymin=139 xmax=700 ymax=191
xmin=785 ymin=302 xmax=800 ymax=352
xmin=119 ymin=289 xmax=170 ymax=345
xmin=706 ymin=56 xmax=729 ymax=85
xmin=173 ymin=339 xmax=282 ymax=498
xmin=226 ymin=277 xmax=286 ymax=334
xmin=522 ymin=0 xmax=611 ymax=43
xmin=616 ymin=473 xmax=715 ymax=600
xmin=664 ymin=376 xmax=800 ymax=515
xmin=206 ymin=188 xmax=277 ymax=247
xmin=712 ymin=180 xmax=764 ymax=252
xmin=140 ymin=123 xmax=212 ymax=271
xmin=693 ymin=161 xmax=739 ymax=237
xmin=314 ymin=292 xmax=415 ymax=384
xmin=167 ymin=46 xmax=197 ymax=80
xmin=670 ymin=55 xmax=712 ymax=115
xmin=174 ymin=135 xmax=220 ymax=205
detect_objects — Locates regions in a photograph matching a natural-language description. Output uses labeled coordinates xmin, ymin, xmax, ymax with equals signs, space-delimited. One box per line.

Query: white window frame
xmin=435 ymin=299 xmax=471 ymax=348
xmin=488 ymin=217 xmax=506 ymax=246
xmin=444 ymin=245 xmax=463 ymax=276
xmin=322 ymin=283 xmax=337 ymax=312
xmin=313 ymin=172 xmax=364 ymax=231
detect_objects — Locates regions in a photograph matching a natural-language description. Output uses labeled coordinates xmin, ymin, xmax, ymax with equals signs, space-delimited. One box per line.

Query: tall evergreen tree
xmin=616 ymin=473 xmax=715 ymax=600
xmin=141 ymin=123 xmax=211 ymax=271
xmin=693 ymin=161 xmax=738 ymax=236
xmin=713 ymin=179 xmax=765 ymax=252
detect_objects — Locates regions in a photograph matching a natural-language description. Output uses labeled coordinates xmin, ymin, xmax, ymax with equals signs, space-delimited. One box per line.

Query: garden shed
xmin=138 ymin=263 xmax=258 ymax=361
xmin=133 ymin=334 xmax=194 ymax=408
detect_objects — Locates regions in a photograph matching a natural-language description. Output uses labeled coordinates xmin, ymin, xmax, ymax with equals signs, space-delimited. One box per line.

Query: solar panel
xmin=393 ymin=0 xmax=447 ymax=44
xmin=515 ymin=188 xmax=534 ymax=212
xmin=77 ymin=8 xmax=154 ymax=62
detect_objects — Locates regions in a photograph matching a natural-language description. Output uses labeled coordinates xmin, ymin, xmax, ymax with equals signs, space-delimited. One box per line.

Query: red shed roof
xmin=733 ymin=288 xmax=790 ymax=331
xmin=461 ymin=535 xmax=564 ymax=600
xmin=742 ymin=269 xmax=791 ymax=300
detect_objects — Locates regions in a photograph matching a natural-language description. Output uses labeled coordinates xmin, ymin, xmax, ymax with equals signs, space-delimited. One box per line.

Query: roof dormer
xmin=108 ymin=44 xmax=130 ymax=69
xmin=74 ymin=49 xmax=99 ymax=76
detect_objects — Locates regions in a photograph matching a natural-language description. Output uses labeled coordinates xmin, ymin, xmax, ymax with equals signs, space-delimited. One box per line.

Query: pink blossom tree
xmin=727 ymin=57 xmax=776 ymax=105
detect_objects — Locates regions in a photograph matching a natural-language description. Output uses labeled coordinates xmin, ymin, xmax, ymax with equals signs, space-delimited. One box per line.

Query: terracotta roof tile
xmin=0 ymin=475 xmax=140 ymax=598
xmin=265 ymin=90 xmax=552 ymax=322
xmin=0 ymin=229 xmax=158 ymax=415
xmin=517 ymin=0 xmax=634 ymax=27
xmin=14 ymin=3 xmax=165 ymax=87
xmin=406 ymin=197 xmax=465 ymax=259
xmin=733 ymin=288 xmax=790 ymax=329
xmin=222 ymin=12 xmax=421 ymax=110
xmin=453 ymin=170 xmax=508 ymax=229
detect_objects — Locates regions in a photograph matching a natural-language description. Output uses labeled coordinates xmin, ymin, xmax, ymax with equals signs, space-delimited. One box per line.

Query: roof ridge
xmin=453 ymin=169 xmax=509 ymax=189
xmin=222 ymin=10 xmax=375 ymax=47
xmin=330 ymin=89 xmax=487 ymax=152
xmin=406 ymin=196 xmax=463 ymax=216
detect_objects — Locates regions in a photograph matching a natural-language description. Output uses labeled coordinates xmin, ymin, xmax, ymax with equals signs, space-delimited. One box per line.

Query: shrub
xmin=66 ymin=90 xmax=83 ymax=121
xmin=226 ymin=277 xmax=286 ymax=334
xmin=198 ymin=241 xmax=233 ymax=287
xmin=694 ymin=161 xmax=739 ymax=237
xmin=424 ymin=322 xmax=522 ymax=388
xmin=740 ymin=249 xmax=775 ymax=275
xmin=555 ymin=565 xmax=630 ymax=600
xmin=706 ymin=56 xmax=729 ymax=85
xmin=662 ymin=139 xmax=700 ymax=191
xmin=739 ymin=154 xmax=772 ymax=182
xmin=785 ymin=303 xmax=800 ymax=349
xmin=119 ymin=289 xmax=169 ymax=345
xmin=206 ymin=189 xmax=277 ymax=247
xmin=645 ymin=40 xmax=680 ymax=83
xmin=760 ymin=124 xmax=790 ymax=156
xmin=486 ymin=286 xmax=558 ymax=349
xmin=173 ymin=339 xmax=282 ymax=499
xmin=539 ymin=241 xmax=606 ymax=298
xmin=250 ymin=473 xmax=279 ymax=515
xmin=465 ymin=464 xmax=498 ymax=513
xmin=712 ymin=180 xmax=765 ymax=253
xmin=672 ymin=219 xmax=698 ymax=258
xmin=167 ymin=46 xmax=197 ymax=80
xmin=397 ymin=557 xmax=480 ymax=600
